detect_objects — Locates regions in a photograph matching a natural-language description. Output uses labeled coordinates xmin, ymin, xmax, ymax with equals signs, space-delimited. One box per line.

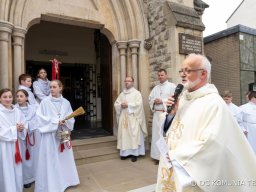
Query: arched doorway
xmin=25 ymin=21 xmax=113 ymax=138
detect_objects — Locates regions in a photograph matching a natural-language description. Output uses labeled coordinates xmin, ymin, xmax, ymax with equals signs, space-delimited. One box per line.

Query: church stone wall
xmin=145 ymin=0 xmax=172 ymax=89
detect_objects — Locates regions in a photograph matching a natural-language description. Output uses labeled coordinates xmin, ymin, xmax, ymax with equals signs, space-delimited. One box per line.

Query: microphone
xmin=163 ymin=84 xmax=184 ymax=133
xmin=166 ymin=84 xmax=184 ymax=114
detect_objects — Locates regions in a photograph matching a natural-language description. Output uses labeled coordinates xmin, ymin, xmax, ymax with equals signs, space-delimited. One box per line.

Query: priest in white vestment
xmin=0 ymin=88 xmax=27 ymax=192
xmin=114 ymin=76 xmax=147 ymax=162
xmin=156 ymin=54 xmax=256 ymax=192
xmin=240 ymin=90 xmax=256 ymax=153
xmin=149 ymin=69 xmax=176 ymax=161
xmin=33 ymin=68 xmax=50 ymax=103
xmin=221 ymin=90 xmax=246 ymax=133
xmin=35 ymin=80 xmax=79 ymax=192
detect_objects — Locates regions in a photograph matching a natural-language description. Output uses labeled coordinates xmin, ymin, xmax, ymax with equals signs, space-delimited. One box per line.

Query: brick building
xmin=204 ymin=24 xmax=256 ymax=105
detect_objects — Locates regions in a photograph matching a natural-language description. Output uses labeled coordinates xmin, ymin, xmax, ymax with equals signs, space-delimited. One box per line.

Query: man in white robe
xmin=114 ymin=76 xmax=147 ymax=162
xmin=156 ymin=54 xmax=256 ymax=192
xmin=240 ymin=90 xmax=256 ymax=153
xmin=221 ymin=90 xmax=246 ymax=133
xmin=149 ymin=69 xmax=176 ymax=162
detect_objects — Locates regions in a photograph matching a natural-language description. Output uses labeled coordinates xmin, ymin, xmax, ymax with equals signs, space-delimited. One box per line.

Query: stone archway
xmin=25 ymin=20 xmax=114 ymax=136
xmin=0 ymin=0 xmax=150 ymax=135
xmin=0 ymin=0 xmax=149 ymax=88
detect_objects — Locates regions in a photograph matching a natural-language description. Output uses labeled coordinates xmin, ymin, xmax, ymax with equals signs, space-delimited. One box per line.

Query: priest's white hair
xmin=187 ymin=53 xmax=211 ymax=81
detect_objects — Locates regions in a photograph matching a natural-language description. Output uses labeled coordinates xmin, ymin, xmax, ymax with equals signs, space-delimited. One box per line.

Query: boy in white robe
xmin=35 ymin=80 xmax=79 ymax=192
xmin=240 ymin=90 xmax=256 ymax=153
xmin=149 ymin=69 xmax=175 ymax=162
xmin=114 ymin=76 xmax=148 ymax=162
xmin=0 ymin=88 xmax=27 ymax=192
xmin=156 ymin=54 xmax=256 ymax=192
xmin=18 ymin=74 xmax=38 ymax=105
xmin=33 ymin=68 xmax=50 ymax=103
xmin=15 ymin=89 xmax=39 ymax=188
xmin=221 ymin=90 xmax=246 ymax=133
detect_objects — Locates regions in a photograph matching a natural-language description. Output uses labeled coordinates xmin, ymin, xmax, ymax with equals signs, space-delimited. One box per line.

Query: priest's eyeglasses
xmin=178 ymin=68 xmax=204 ymax=74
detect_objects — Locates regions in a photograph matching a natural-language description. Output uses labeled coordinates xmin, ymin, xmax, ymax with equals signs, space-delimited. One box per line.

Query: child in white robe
xmin=240 ymin=91 xmax=256 ymax=153
xmin=33 ymin=68 xmax=50 ymax=103
xmin=35 ymin=80 xmax=80 ymax=192
xmin=18 ymin=74 xmax=38 ymax=105
xmin=0 ymin=88 xmax=27 ymax=192
xmin=221 ymin=90 xmax=246 ymax=133
xmin=15 ymin=89 xmax=39 ymax=188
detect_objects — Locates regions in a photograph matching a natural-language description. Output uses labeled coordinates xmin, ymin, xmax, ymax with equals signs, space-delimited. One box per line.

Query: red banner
xmin=51 ymin=58 xmax=61 ymax=80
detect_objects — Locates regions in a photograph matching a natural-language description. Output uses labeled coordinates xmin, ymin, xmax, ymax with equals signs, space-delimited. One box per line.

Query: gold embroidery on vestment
xmin=161 ymin=167 xmax=176 ymax=192
xmin=170 ymin=118 xmax=184 ymax=139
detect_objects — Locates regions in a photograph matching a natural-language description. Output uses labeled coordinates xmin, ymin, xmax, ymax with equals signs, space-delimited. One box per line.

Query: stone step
xmin=72 ymin=136 xmax=117 ymax=152
xmin=74 ymin=145 xmax=119 ymax=165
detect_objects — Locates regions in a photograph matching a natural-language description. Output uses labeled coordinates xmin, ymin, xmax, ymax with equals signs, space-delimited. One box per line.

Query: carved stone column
xmin=12 ymin=26 xmax=27 ymax=90
xmin=128 ymin=40 xmax=140 ymax=89
xmin=0 ymin=21 xmax=13 ymax=88
xmin=116 ymin=41 xmax=128 ymax=89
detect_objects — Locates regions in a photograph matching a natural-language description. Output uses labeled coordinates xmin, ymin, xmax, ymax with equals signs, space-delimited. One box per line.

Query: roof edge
xmin=204 ymin=24 xmax=256 ymax=43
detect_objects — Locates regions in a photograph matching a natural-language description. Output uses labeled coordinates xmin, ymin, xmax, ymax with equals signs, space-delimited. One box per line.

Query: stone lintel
xmin=165 ymin=2 xmax=205 ymax=31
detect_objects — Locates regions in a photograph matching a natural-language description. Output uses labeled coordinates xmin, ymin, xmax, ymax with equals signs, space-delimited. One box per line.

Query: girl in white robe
xmin=35 ymin=80 xmax=79 ymax=192
xmin=0 ymin=88 xmax=27 ymax=192
xmin=15 ymin=89 xmax=39 ymax=188
xmin=240 ymin=91 xmax=256 ymax=153
xmin=33 ymin=68 xmax=50 ymax=103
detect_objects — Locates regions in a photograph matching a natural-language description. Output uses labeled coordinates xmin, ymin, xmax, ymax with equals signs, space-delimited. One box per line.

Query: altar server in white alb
xmin=33 ymin=68 xmax=50 ymax=103
xmin=114 ymin=76 xmax=148 ymax=162
xmin=149 ymin=69 xmax=175 ymax=162
xmin=18 ymin=74 xmax=38 ymax=105
xmin=156 ymin=54 xmax=256 ymax=192
xmin=240 ymin=86 xmax=256 ymax=153
xmin=221 ymin=90 xmax=246 ymax=134
xmin=0 ymin=88 xmax=27 ymax=192
xmin=35 ymin=80 xmax=79 ymax=192
xmin=15 ymin=89 xmax=39 ymax=189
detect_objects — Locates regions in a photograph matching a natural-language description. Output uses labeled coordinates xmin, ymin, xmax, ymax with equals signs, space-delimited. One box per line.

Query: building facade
xmin=204 ymin=25 xmax=256 ymax=105
xmin=0 ymin=0 xmax=207 ymax=135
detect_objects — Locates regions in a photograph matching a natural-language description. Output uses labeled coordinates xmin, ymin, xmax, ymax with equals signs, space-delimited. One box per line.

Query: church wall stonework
xmin=144 ymin=0 xmax=206 ymax=133
xmin=145 ymin=0 xmax=171 ymax=89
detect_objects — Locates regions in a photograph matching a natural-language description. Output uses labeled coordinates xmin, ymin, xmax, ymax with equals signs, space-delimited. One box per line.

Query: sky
xmin=202 ymin=0 xmax=243 ymax=37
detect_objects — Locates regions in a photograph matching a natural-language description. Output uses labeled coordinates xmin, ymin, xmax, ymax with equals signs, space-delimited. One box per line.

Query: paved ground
xmin=24 ymin=154 xmax=158 ymax=192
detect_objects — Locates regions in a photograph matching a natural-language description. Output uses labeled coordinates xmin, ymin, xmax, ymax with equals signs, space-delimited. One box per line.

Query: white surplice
xmin=18 ymin=85 xmax=38 ymax=105
xmin=156 ymin=84 xmax=256 ymax=192
xmin=15 ymin=103 xmax=39 ymax=185
xmin=114 ymin=87 xmax=147 ymax=157
xmin=33 ymin=78 xmax=50 ymax=103
xmin=226 ymin=102 xmax=245 ymax=131
xmin=240 ymin=101 xmax=256 ymax=153
xmin=34 ymin=95 xmax=79 ymax=192
xmin=0 ymin=104 xmax=27 ymax=192
xmin=149 ymin=80 xmax=176 ymax=160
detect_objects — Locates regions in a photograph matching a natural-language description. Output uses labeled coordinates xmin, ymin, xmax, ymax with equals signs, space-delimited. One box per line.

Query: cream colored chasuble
xmin=156 ymin=84 xmax=256 ymax=192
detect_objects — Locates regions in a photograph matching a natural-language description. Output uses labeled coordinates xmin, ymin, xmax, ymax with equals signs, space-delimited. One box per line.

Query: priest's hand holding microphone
xmin=163 ymin=84 xmax=184 ymax=133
